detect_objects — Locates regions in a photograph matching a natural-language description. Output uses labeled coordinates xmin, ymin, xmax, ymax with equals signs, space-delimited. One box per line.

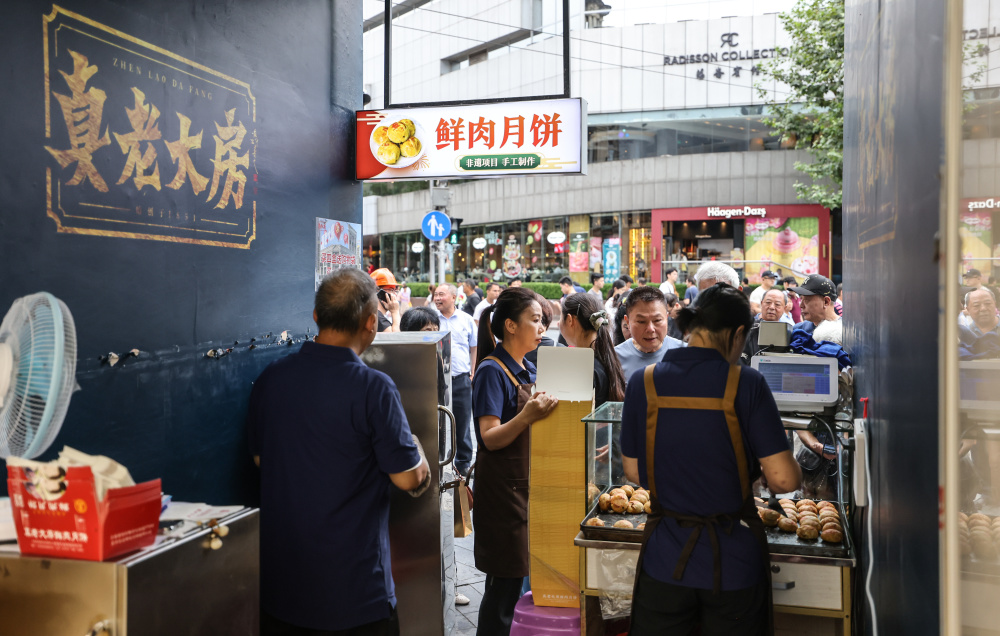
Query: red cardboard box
xmin=7 ymin=465 xmax=161 ymax=561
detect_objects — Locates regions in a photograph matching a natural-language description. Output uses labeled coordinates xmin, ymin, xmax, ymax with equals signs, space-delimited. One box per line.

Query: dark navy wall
xmin=843 ymin=0 xmax=944 ymax=631
xmin=0 ymin=0 xmax=362 ymax=505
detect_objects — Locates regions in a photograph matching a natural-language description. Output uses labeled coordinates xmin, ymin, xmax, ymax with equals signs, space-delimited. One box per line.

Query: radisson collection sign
xmin=663 ymin=32 xmax=791 ymax=67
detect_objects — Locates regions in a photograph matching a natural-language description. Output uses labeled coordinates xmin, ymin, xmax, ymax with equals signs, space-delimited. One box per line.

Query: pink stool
xmin=509 ymin=592 xmax=581 ymax=636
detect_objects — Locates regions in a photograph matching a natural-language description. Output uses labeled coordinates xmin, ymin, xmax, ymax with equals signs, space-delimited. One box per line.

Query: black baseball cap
xmin=964 ymin=268 xmax=983 ymax=278
xmin=760 ymin=270 xmax=779 ymax=279
xmin=791 ymin=275 xmax=837 ymax=301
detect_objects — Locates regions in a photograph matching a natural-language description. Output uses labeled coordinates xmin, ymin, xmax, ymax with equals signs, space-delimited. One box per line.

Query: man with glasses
xmin=960 ymin=287 xmax=1000 ymax=360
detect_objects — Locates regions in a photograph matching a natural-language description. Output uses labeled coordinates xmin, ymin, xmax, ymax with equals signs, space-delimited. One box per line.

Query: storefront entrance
xmin=651 ymin=204 xmax=831 ymax=284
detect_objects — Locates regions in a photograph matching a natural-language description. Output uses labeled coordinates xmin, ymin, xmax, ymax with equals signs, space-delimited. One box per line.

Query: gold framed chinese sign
xmin=43 ymin=5 xmax=257 ymax=249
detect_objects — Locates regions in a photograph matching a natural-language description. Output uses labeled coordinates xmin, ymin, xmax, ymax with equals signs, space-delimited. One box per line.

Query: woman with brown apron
xmin=620 ymin=283 xmax=802 ymax=635
xmin=471 ymin=287 xmax=559 ymax=636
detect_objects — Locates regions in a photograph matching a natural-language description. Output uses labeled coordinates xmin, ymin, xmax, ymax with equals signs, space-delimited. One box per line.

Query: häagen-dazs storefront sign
xmin=707 ymin=206 xmax=767 ymax=219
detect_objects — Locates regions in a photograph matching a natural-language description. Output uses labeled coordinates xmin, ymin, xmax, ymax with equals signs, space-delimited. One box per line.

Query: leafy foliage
xmin=757 ymin=0 xmax=845 ymax=210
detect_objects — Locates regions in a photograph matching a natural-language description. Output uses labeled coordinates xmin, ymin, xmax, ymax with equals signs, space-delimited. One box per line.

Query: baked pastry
xmin=631 ymin=491 xmax=649 ymax=504
xmin=821 ymin=521 xmax=842 ymax=533
xmin=598 ymin=493 xmax=612 ymax=512
xmin=644 ymin=501 xmax=651 ymax=514
xmin=585 ymin=517 xmax=605 ymax=527
xmin=820 ymin=529 xmax=843 ymax=543
xmin=621 ymin=485 xmax=635 ymax=498
xmin=761 ymin=509 xmax=781 ymax=527
xmin=778 ymin=518 xmax=798 ymax=533
xmin=796 ymin=526 xmax=819 ymax=540
xmin=778 ymin=499 xmax=794 ymax=506
xmin=799 ymin=499 xmax=816 ymax=507
xmin=399 ymin=119 xmax=416 ymax=137
xmin=613 ymin=520 xmax=634 ymax=529
xmin=588 ymin=484 xmax=601 ymax=505
xmin=610 ymin=488 xmax=626 ymax=498
xmin=637 ymin=523 xmax=646 ymax=531
xmin=387 ymin=121 xmax=410 ymax=143
xmin=373 ymin=126 xmax=389 ymax=145
xmin=797 ymin=504 xmax=818 ymax=515
xmin=610 ymin=494 xmax=629 ymax=513
xmin=973 ymin=539 xmax=998 ymax=560
xmin=627 ymin=500 xmax=644 ymax=514
xmin=816 ymin=500 xmax=835 ymax=510
xmin=377 ymin=141 xmax=400 ymax=165
xmin=799 ymin=519 xmax=821 ymax=531
xmin=400 ymin=136 xmax=422 ymax=158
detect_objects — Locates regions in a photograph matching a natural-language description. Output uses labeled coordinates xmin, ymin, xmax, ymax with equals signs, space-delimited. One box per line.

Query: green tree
xmin=757 ymin=0 xmax=845 ymax=211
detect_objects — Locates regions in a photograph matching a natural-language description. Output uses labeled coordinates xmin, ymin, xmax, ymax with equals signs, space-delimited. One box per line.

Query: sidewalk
xmin=454 ymin=531 xmax=485 ymax=635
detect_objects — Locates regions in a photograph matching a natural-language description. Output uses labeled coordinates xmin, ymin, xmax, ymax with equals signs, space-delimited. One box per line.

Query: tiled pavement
xmin=453 ymin=531 xmax=485 ymax=635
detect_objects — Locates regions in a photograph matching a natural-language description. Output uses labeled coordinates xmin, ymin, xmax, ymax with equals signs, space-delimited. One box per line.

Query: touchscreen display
xmin=759 ymin=362 xmax=832 ymax=396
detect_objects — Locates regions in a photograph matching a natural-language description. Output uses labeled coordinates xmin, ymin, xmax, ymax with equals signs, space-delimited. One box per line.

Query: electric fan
xmin=0 ymin=292 xmax=77 ymax=459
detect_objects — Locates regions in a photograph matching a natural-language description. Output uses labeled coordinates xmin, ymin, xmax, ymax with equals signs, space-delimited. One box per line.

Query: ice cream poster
xmin=603 ymin=239 xmax=621 ymax=279
xmin=743 ymin=217 xmax=819 ymax=284
xmin=502 ymin=235 xmax=523 ymax=279
xmin=960 ymin=211 xmax=992 ymax=273
xmin=316 ymin=217 xmax=362 ymax=289
xmin=355 ymin=98 xmax=586 ymax=180
xmin=569 ymin=232 xmax=589 ymax=272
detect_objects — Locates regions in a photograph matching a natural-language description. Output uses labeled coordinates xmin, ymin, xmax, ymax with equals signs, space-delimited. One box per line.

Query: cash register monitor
xmin=751 ymin=354 xmax=839 ymax=413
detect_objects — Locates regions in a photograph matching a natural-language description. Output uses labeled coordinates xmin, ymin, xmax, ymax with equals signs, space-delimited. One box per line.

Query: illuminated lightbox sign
xmin=356 ymin=98 xmax=587 ymax=181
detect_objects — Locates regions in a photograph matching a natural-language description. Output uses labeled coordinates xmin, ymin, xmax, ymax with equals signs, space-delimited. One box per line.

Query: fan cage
xmin=0 ymin=293 xmax=77 ymax=459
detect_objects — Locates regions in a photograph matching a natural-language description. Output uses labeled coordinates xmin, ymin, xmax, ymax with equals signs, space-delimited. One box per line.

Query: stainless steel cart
xmin=363 ymin=331 xmax=458 ymax=636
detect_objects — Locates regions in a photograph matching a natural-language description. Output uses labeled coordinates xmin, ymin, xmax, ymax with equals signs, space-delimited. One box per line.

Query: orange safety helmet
xmin=370 ymin=268 xmax=398 ymax=289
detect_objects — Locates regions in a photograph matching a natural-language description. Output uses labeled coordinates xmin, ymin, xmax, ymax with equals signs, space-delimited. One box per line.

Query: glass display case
xmin=581 ymin=401 xmax=622 ymax=497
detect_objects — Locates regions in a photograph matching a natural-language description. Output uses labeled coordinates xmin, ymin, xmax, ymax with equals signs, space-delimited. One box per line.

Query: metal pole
xmin=383 ymin=0 xmax=392 ymax=107
xmin=562 ymin=0 xmax=571 ymax=98
xmin=437 ymin=240 xmax=446 ymax=287
xmin=429 ymin=242 xmax=436 ymax=286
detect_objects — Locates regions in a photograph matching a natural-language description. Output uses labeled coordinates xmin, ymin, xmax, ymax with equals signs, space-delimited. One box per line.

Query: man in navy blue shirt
xmin=248 ymin=268 xmax=430 ymax=636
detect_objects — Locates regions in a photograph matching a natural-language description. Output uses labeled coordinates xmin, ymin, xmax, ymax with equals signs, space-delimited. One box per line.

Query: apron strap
xmin=666 ymin=510 xmax=738 ymax=592
xmin=721 ymin=365 xmax=750 ymax=499
xmin=483 ymin=355 xmax=519 ymax=386
xmin=643 ymin=365 xmax=659 ymax=499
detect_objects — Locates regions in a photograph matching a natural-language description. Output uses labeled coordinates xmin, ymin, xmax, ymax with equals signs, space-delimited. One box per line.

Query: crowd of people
xmin=250 ymin=262 xmax=854 ymax=636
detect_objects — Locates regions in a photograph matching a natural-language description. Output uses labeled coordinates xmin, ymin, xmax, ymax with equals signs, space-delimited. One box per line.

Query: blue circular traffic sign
xmin=421 ymin=210 xmax=452 ymax=242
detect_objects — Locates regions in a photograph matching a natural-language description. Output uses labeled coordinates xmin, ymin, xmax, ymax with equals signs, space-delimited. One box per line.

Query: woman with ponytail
xmin=620 ymin=283 xmax=802 ymax=635
xmin=560 ymin=293 xmax=626 ymax=405
xmin=471 ymin=287 xmax=559 ymax=635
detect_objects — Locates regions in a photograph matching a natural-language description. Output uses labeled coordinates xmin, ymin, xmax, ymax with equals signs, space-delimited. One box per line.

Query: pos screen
xmin=752 ymin=355 xmax=839 ymax=411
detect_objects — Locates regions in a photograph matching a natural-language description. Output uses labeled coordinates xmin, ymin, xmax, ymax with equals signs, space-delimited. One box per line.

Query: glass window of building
xmin=624 ymin=212 xmax=652 ymax=282
xmin=590 ymin=213 xmax=622 ymax=279
xmin=537 ymin=216 xmax=569 ymax=282
xmin=587 ymin=109 xmax=794 ymax=164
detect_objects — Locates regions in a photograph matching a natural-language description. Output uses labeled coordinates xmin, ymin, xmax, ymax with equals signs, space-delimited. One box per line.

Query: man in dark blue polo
xmin=248 ymin=268 xmax=430 ymax=636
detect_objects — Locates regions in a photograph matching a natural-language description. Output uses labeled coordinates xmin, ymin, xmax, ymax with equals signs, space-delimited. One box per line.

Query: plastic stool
xmin=509 ymin=592 xmax=580 ymax=636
